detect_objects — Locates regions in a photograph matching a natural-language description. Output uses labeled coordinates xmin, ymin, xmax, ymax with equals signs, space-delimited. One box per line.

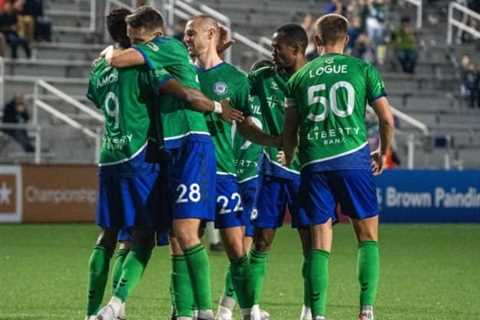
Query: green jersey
xmin=133 ymin=36 xmax=210 ymax=149
xmin=87 ymin=58 xmax=150 ymax=165
xmin=286 ymin=53 xmax=386 ymax=168
xmin=249 ymin=66 xmax=300 ymax=178
xmin=234 ymin=94 xmax=263 ymax=183
xmin=197 ymin=62 xmax=250 ymax=175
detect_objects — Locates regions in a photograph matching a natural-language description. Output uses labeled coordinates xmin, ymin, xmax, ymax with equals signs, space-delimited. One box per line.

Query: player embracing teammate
xmin=84 ymin=6 xmax=393 ymax=320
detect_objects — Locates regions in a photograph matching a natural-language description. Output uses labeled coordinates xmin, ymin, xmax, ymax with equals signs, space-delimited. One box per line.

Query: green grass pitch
xmin=1 ymin=224 xmax=479 ymax=319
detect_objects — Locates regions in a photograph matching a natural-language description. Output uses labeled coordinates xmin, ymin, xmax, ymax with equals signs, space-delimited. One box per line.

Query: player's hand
xmin=220 ymin=99 xmax=244 ymax=123
xmin=276 ymin=150 xmax=287 ymax=166
xmin=217 ymin=25 xmax=235 ymax=58
xmin=371 ymin=152 xmax=385 ymax=176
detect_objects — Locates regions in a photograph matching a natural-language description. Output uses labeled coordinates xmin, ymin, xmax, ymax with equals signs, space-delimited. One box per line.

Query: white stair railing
xmin=33 ymin=80 xmax=104 ymax=164
xmin=403 ymin=0 xmax=423 ymax=28
xmin=447 ymin=2 xmax=480 ymax=44
xmin=164 ymin=0 xmax=271 ymax=62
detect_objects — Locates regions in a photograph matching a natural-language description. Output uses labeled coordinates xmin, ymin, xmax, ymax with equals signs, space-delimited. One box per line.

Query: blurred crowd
xmin=0 ymin=0 xmax=51 ymax=59
xmin=299 ymin=0 xmax=418 ymax=74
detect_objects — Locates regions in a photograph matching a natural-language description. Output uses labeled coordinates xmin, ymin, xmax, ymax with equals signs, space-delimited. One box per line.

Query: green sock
xmin=111 ymin=248 xmax=129 ymax=292
xmin=249 ymin=249 xmax=268 ymax=305
xmin=223 ymin=270 xmax=236 ymax=299
xmin=302 ymin=253 xmax=311 ymax=307
xmin=86 ymin=245 xmax=112 ymax=316
xmin=358 ymin=241 xmax=380 ymax=307
xmin=171 ymin=255 xmax=194 ymax=317
xmin=230 ymin=256 xmax=251 ymax=309
xmin=113 ymin=246 xmax=152 ymax=302
xmin=184 ymin=244 xmax=212 ymax=310
xmin=309 ymin=249 xmax=329 ymax=317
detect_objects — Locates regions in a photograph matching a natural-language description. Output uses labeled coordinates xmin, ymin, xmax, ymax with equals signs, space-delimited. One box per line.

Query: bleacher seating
xmin=1 ymin=0 xmax=479 ymax=168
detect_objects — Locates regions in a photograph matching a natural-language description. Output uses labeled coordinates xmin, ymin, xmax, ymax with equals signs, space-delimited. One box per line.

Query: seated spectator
xmin=347 ymin=16 xmax=362 ymax=52
xmin=2 ymin=94 xmax=35 ymax=152
xmin=0 ymin=1 xmax=31 ymax=58
xmin=23 ymin=0 xmax=51 ymax=42
xmin=460 ymin=57 xmax=479 ymax=108
xmin=15 ymin=0 xmax=34 ymax=43
xmin=352 ymin=32 xmax=376 ymax=63
xmin=392 ymin=16 xmax=417 ymax=74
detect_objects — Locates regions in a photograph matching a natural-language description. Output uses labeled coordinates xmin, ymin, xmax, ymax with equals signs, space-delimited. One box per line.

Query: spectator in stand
xmin=2 ymin=94 xmax=35 ymax=152
xmin=300 ymin=13 xmax=318 ymax=60
xmin=0 ymin=1 xmax=31 ymax=58
xmin=324 ymin=0 xmax=343 ymax=14
xmin=25 ymin=0 xmax=52 ymax=42
xmin=392 ymin=16 xmax=417 ymax=74
xmin=15 ymin=0 xmax=34 ymax=43
xmin=460 ymin=56 xmax=479 ymax=108
xmin=347 ymin=16 xmax=362 ymax=52
xmin=352 ymin=32 xmax=376 ymax=63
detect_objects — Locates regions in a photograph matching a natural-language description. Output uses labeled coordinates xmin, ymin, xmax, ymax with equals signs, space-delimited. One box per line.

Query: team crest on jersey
xmin=325 ymin=57 xmax=334 ymax=64
xmin=213 ymin=81 xmax=228 ymax=96
xmin=270 ymin=82 xmax=279 ymax=90
xmin=146 ymin=42 xmax=159 ymax=52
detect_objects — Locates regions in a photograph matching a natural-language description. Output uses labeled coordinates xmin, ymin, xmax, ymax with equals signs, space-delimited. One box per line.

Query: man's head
xmin=314 ymin=14 xmax=349 ymax=49
xmin=125 ymin=6 xmax=165 ymax=44
xmin=106 ymin=8 xmax=132 ymax=49
xmin=271 ymin=24 xmax=308 ymax=70
xmin=183 ymin=15 xmax=220 ymax=58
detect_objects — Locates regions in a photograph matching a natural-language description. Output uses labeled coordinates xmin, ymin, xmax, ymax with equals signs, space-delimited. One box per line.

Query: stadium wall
xmin=0 ymin=166 xmax=479 ymax=223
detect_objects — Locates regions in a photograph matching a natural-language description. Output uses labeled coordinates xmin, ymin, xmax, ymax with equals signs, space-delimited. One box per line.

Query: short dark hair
xmin=315 ymin=14 xmax=349 ymax=46
xmin=106 ymin=8 xmax=132 ymax=48
xmin=126 ymin=6 xmax=164 ymax=31
xmin=275 ymin=24 xmax=308 ymax=54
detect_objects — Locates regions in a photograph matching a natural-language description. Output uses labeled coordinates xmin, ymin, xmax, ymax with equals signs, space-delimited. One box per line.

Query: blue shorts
xmin=164 ymin=139 xmax=216 ymax=222
xmin=117 ymin=228 xmax=169 ymax=247
xmin=238 ymin=177 xmax=260 ymax=237
xmin=254 ymin=174 xmax=309 ymax=229
xmin=96 ymin=149 xmax=162 ymax=229
xmin=299 ymin=169 xmax=379 ymax=224
xmin=215 ymin=174 xmax=245 ymax=229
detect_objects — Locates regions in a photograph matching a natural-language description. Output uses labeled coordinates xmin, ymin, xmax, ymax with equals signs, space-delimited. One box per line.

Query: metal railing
xmin=53 ymin=0 xmax=97 ymax=33
xmin=367 ymin=105 xmax=429 ymax=169
xmin=447 ymin=1 xmax=480 ymax=45
xmin=33 ymin=80 xmax=103 ymax=164
xmin=403 ymin=0 xmax=423 ymax=28
xmin=164 ymin=0 xmax=272 ymax=63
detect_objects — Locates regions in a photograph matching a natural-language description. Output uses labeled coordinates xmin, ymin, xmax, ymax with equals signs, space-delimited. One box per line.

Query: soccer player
xmin=183 ymin=15 xmax=279 ymax=320
xmin=103 ymin=7 xmax=237 ymax=320
xmin=282 ymin=14 xmax=395 ymax=320
xmin=86 ymin=8 xmax=161 ymax=320
xmin=246 ymin=24 xmax=312 ymax=319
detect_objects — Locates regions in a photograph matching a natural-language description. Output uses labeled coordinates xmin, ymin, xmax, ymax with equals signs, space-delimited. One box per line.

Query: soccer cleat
xmin=216 ymin=305 xmax=233 ymax=320
xmin=117 ymin=303 xmax=126 ymax=320
xmin=259 ymin=309 xmax=270 ymax=320
xmin=357 ymin=311 xmax=374 ymax=320
xmin=299 ymin=305 xmax=312 ymax=320
xmin=197 ymin=309 xmax=215 ymax=320
xmin=313 ymin=317 xmax=326 ymax=320
xmin=85 ymin=316 xmax=97 ymax=320
xmin=96 ymin=297 xmax=122 ymax=320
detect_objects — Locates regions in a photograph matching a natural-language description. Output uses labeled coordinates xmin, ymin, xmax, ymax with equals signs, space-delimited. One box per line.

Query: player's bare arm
xmin=237 ymin=118 xmax=281 ymax=148
xmin=371 ymin=96 xmax=395 ymax=175
xmin=282 ymin=106 xmax=299 ymax=166
xmin=159 ymin=80 xmax=244 ymax=122
xmin=106 ymin=47 xmax=145 ymax=67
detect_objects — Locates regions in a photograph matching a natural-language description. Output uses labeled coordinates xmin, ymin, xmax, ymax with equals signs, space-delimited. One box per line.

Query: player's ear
xmin=313 ymin=34 xmax=322 ymax=48
xmin=344 ymin=35 xmax=350 ymax=48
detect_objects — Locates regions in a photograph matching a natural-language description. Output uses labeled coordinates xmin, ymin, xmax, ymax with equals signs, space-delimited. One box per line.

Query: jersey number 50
xmin=307 ymin=81 xmax=355 ymax=122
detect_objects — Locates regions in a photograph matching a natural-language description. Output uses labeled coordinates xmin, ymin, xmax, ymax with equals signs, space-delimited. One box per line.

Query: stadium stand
xmin=0 ymin=0 xmax=479 ymax=168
